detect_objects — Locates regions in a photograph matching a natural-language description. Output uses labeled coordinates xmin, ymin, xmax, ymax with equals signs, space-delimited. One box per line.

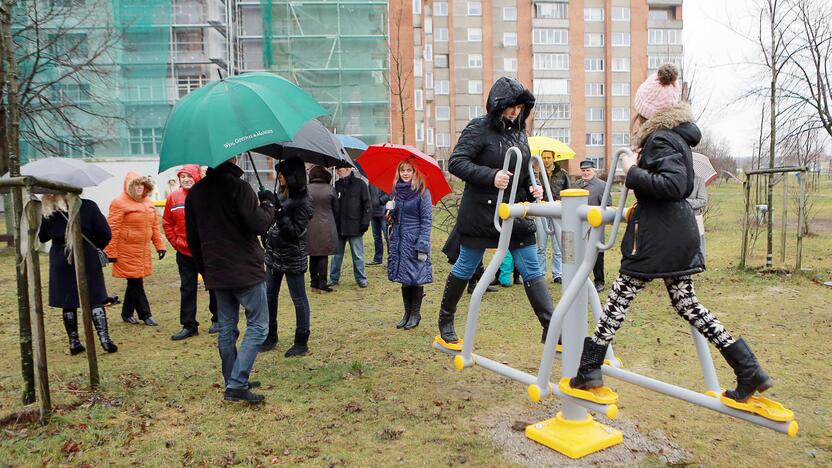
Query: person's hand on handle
xmin=157 ymin=250 xmax=166 ymax=260
xmin=621 ymin=153 xmax=637 ymax=175
xmin=529 ymin=185 xmax=543 ymax=199
xmin=494 ymin=170 xmax=512 ymax=190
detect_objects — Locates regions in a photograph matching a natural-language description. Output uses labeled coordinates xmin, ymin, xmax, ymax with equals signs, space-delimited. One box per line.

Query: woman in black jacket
xmin=262 ymin=156 xmax=314 ymax=357
xmin=570 ymin=64 xmax=773 ymax=404
xmin=436 ymin=77 xmax=554 ymax=347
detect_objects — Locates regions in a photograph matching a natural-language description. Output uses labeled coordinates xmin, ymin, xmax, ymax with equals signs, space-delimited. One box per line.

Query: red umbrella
xmin=356 ymin=143 xmax=452 ymax=205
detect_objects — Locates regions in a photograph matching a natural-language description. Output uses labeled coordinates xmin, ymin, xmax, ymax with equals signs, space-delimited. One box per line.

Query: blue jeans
xmin=215 ymin=282 xmax=269 ymax=390
xmin=450 ymin=244 xmax=543 ymax=282
xmin=370 ymin=216 xmax=387 ymax=263
xmin=535 ymin=218 xmax=562 ymax=280
xmin=266 ymin=267 xmax=310 ymax=335
xmin=330 ymin=235 xmax=367 ymax=283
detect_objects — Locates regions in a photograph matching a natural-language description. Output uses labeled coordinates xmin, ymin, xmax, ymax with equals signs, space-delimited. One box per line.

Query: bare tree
xmin=696 ymin=130 xmax=737 ymax=182
xmin=385 ymin=4 xmax=412 ymax=145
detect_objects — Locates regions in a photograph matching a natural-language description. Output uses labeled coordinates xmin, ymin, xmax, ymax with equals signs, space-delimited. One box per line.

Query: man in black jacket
xmin=329 ymin=167 xmax=371 ymax=288
xmin=185 ymin=157 xmax=276 ymax=403
xmin=577 ymin=159 xmax=608 ymax=292
xmin=367 ymin=184 xmax=390 ymax=265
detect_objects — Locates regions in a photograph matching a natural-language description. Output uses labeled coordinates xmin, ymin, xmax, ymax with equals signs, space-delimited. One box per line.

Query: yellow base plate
xmin=719 ymin=391 xmax=795 ymax=422
xmin=526 ymin=412 xmax=622 ymax=459
xmin=559 ymin=377 xmax=619 ymax=405
xmin=434 ymin=335 xmax=463 ymax=351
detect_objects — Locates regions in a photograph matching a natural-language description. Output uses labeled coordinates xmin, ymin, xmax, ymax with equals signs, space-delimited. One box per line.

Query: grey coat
xmin=577 ymin=176 xmax=609 ymax=207
xmin=306 ymin=178 xmax=338 ymax=256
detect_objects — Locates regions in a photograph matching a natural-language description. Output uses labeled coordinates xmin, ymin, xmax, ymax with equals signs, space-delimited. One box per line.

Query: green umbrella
xmin=158 ymin=72 xmax=329 ymax=172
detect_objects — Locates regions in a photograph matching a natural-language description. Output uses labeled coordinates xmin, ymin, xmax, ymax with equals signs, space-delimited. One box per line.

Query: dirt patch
xmin=479 ymin=403 xmax=692 ymax=467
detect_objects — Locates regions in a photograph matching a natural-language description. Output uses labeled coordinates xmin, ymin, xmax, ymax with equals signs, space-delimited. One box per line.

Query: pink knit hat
xmin=634 ymin=64 xmax=681 ymax=119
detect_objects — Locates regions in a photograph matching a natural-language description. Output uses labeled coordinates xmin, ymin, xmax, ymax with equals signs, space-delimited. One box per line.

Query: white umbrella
xmin=3 ymin=157 xmax=113 ymax=188
xmin=692 ymin=152 xmax=717 ymax=185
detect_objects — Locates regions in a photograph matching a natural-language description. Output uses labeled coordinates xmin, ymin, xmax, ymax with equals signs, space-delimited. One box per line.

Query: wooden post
xmin=780 ymin=173 xmax=787 ymax=263
xmin=67 ymin=194 xmax=100 ymax=388
xmin=796 ymin=172 xmax=806 ymax=271
xmin=10 ymin=186 xmax=36 ymax=404
xmin=739 ymin=176 xmax=752 ymax=269
xmin=22 ymin=189 xmax=50 ymax=422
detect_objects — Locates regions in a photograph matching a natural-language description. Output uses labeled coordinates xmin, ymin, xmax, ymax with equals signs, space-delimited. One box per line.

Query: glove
xmin=417 ymin=252 xmax=427 ymax=262
xmin=157 ymin=250 xmax=166 ymax=260
xmin=258 ymin=187 xmax=276 ymax=205
xmin=385 ymin=200 xmax=396 ymax=210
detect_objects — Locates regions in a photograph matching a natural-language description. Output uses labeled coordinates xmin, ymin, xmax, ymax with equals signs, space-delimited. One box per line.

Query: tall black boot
xmin=397 ymin=286 xmax=412 ymax=329
xmin=438 ymin=274 xmax=468 ymax=343
xmin=91 ymin=307 xmax=118 ymax=353
xmin=62 ymin=309 xmax=85 ymax=355
xmin=523 ymin=276 xmax=553 ymax=344
xmin=569 ymin=337 xmax=608 ymax=389
xmin=260 ymin=306 xmax=278 ymax=351
xmin=719 ymin=338 xmax=774 ymax=402
xmin=284 ymin=330 xmax=310 ymax=357
xmin=404 ymin=286 xmax=423 ymax=330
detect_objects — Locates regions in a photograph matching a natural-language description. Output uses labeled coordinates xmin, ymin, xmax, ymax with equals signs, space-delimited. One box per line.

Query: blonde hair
xmin=41 ymin=194 xmax=68 ymax=218
xmin=393 ymin=159 xmax=426 ymax=196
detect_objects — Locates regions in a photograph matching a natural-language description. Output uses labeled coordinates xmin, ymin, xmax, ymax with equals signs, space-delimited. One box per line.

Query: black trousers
xmin=309 ymin=256 xmax=328 ymax=289
xmin=176 ymin=252 xmax=218 ymax=331
xmin=122 ymin=278 xmax=151 ymax=320
xmin=593 ymin=252 xmax=605 ymax=284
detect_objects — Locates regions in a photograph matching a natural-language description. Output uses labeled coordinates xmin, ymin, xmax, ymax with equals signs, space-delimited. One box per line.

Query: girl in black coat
xmin=39 ymin=195 xmax=118 ymax=354
xmin=262 ymin=156 xmax=314 ymax=357
xmin=570 ymin=64 xmax=773 ymax=404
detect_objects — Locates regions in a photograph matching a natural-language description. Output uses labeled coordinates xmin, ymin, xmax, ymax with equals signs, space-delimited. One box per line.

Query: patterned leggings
xmin=592 ymin=274 xmax=735 ymax=350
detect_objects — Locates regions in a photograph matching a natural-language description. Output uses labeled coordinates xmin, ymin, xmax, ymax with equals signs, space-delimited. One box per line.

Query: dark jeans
xmin=176 ymin=252 xmax=218 ymax=331
xmin=122 ymin=278 xmax=151 ymax=320
xmin=215 ymin=282 xmax=268 ymax=390
xmin=309 ymin=256 xmax=328 ymax=289
xmin=266 ymin=267 xmax=310 ymax=335
xmin=370 ymin=216 xmax=387 ymax=263
xmin=593 ymin=252 xmax=605 ymax=285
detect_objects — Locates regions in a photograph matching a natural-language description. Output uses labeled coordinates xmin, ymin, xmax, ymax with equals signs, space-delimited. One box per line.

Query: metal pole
xmin=739 ymin=177 xmax=751 ymax=269
xmin=780 ymin=173 xmax=787 ymax=263
xmin=796 ymin=172 xmax=805 ymax=271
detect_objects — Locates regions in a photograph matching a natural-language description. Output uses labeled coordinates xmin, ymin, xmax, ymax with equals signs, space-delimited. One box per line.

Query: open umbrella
xmin=528 ymin=136 xmax=576 ymax=162
xmin=2 ymin=157 xmax=113 ymax=190
xmin=158 ymin=72 xmax=328 ymax=173
xmin=692 ymin=152 xmax=718 ymax=186
xmin=356 ymin=144 xmax=452 ymax=205
xmin=253 ymin=119 xmax=354 ymax=169
xmin=335 ymin=134 xmax=368 ymax=159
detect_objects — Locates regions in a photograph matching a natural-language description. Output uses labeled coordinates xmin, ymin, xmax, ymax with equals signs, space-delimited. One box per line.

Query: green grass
xmin=0 ymin=179 xmax=830 ymax=466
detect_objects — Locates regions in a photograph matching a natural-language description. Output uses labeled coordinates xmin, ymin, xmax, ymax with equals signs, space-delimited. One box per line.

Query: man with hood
xmin=164 ymin=164 xmax=218 ymax=341
xmin=435 ymin=77 xmax=556 ymax=348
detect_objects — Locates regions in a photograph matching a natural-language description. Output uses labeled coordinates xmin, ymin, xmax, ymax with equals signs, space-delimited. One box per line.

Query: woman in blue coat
xmin=386 ymin=160 xmax=433 ymax=330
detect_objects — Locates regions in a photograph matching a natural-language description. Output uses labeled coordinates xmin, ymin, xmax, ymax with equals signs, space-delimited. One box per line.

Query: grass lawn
xmin=0 ymin=178 xmax=830 ymax=466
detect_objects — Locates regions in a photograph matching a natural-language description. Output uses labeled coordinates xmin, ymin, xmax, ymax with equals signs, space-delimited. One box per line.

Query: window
xmin=585 ymin=33 xmax=604 ymax=47
xmin=503 ymin=32 xmax=517 ymax=47
xmin=648 ymin=55 xmax=684 ymax=69
xmin=436 ymin=106 xmax=451 ymax=121
xmin=612 ymin=32 xmax=631 ymax=47
xmin=534 ymin=79 xmax=569 ymax=96
xmin=54 ymin=33 xmax=89 ymax=58
xmin=414 ymin=58 xmax=423 ymax=77
xmin=434 ymin=2 xmax=448 ymax=16
xmin=533 ymin=28 xmax=569 ymax=45
xmin=436 ymin=80 xmax=450 ymax=95
xmin=176 ymin=76 xmax=207 ymax=98
xmin=123 ymin=80 xmax=166 ymax=102
xmin=612 ymin=57 xmax=630 ymax=72
xmin=648 ymin=29 xmax=682 ymax=45
xmin=416 ymin=122 xmax=424 ymax=142
xmin=587 ymin=157 xmax=605 ymax=171
xmin=435 ymin=27 xmax=448 ymax=42
xmin=535 ymin=103 xmax=571 ymax=120
xmin=129 ymin=128 xmax=163 ymax=155
xmin=584 ymin=7 xmax=604 ymax=21
xmin=174 ymin=29 xmax=204 ymax=53
xmin=414 ymin=89 xmax=424 ymax=111
xmin=535 ymin=53 xmax=569 ymax=70
xmin=584 ymin=58 xmax=604 ymax=72
xmin=503 ymin=7 xmax=517 ymax=21
xmin=468 ymin=80 xmax=483 ymax=94
xmin=57 ymin=139 xmax=95 ymax=158
xmin=468 ymin=105 xmax=483 ymax=119
xmin=413 ymin=0 xmax=421 ymax=15
xmin=648 ymin=8 xmax=672 ymax=21
xmin=427 ymin=127 xmax=434 ymax=146
xmin=612 ymin=107 xmax=630 ymax=121
xmin=54 ymin=83 xmax=91 ymax=105
xmin=612 ymin=132 xmax=630 ymax=146
xmin=535 ymin=2 xmax=567 ymax=19
xmin=537 ymin=127 xmax=570 ymax=144
xmin=504 ymin=57 xmax=517 ymax=72
xmin=612 ymin=7 xmax=630 ymax=21
xmin=468 ymin=28 xmax=482 ymax=42
xmin=467 ymin=1 xmax=481 ymax=16
xmin=424 ymin=17 xmax=432 ymax=34
xmin=425 ymin=71 xmax=434 ymax=89
xmin=585 ymin=83 xmax=604 ymax=97
xmin=423 ymin=44 xmax=433 ymax=61
xmin=585 ymin=133 xmax=605 ymax=146
xmin=612 ymin=82 xmax=630 ymax=96
xmin=435 ymin=54 xmax=448 ymax=68
xmin=436 ymin=133 xmax=451 ymax=148
xmin=468 ymin=54 xmax=482 ymax=68
xmin=587 ymin=108 xmax=604 ymax=122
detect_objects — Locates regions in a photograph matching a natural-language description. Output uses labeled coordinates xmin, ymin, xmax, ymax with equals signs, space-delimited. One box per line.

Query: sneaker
xmin=367 ymin=260 xmax=382 ymax=266
xmin=594 ymin=281 xmax=605 ymax=292
xmin=326 ymin=281 xmax=339 ymax=288
xmin=208 ymin=322 xmax=220 ymax=334
xmin=171 ymin=328 xmax=198 ymax=341
xmin=553 ymin=277 xmax=562 ymax=284
xmin=284 ymin=345 xmax=309 ymax=357
xmin=122 ymin=316 xmax=140 ymax=325
xmin=357 ymin=281 xmax=368 ymax=288
xmin=143 ymin=316 xmax=159 ymax=326
xmin=224 ymin=388 xmax=265 ymax=403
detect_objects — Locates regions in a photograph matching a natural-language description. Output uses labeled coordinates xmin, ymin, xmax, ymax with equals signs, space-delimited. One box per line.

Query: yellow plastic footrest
xmin=559 ymin=377 xmax=618 ymax=405
xmin=719 ymin=392 xmax=795 ymax=422
xmin=556 ymin=344 xmax=562 ymax=353
xmin=526 ymin=412 xmax=622 ymax=459
xmin=434 ymin=335 xmax=463 ymax=351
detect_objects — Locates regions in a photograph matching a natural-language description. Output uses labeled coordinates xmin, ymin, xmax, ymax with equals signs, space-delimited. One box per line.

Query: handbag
xmin=60 ymin=212 xmax=109 ymax=267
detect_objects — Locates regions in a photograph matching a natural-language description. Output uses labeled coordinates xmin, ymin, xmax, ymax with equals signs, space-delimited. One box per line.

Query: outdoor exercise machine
xmin=433 ymin=147 xmax=797 ymax=459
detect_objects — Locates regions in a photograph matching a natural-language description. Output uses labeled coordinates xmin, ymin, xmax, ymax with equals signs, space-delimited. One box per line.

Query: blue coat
xmin=387 ymin=189 xmax=433 ymax=286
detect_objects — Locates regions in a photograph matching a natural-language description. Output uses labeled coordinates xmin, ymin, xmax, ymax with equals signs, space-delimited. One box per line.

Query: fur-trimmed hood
xmin=123 ymin=171 xmax=155 ymax=201
xmin=633 ymin=103 xmax=701 ymax=149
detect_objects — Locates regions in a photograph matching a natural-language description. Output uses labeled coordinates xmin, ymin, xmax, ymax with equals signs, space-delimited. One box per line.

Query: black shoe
xmin=327 ymin=281 xmax=339 ymax=288
xmin=523 ymin=276 xmax=554 ymax=344
xmin=171 ymin=328 xmax=198 ymax=341
xmin=208 ymin=322 xmax=220 ymax=334
xmin=224 ymin=388 xmax=265 ymax=403
xmin=260 ymin=336 xmax=278 ymax=351
xmin=358 ymin=280 xmax=368 ymax=288
xmin=439 ymin=274 xmax=468 ymax=343
xmin=122 ymin=316 xmax=140 ymax=325
xmin=720 ymin=338 xmax=774 ymax=402
xmin=569 ymin=337 xmax=608 ymax=390
xmin=553 ymin=277 xmax=562 ymax=284
xmin=247 ymin=380 xmax=261 ymax=389
xmin=367 ymin=260 xmax=382 ymax=265
xmin=319 ymin=285 xmax=334 ymax=293
xmin=403 ymin=286 xmax=423 ymax=330
xmin=594 ymin=281 xmax=605 ymax=292
xmin=397 ymin=287 xmax=412 ymax=329
xmin=500 ymin=283 xmax=511 ymax=288
xmin=143 ymin=316 xmax=159 ymax=326
xmin=92 ymin=307 xmax=118 ymax=353
xmin=285 ymin=331 xmax=310 ymax=357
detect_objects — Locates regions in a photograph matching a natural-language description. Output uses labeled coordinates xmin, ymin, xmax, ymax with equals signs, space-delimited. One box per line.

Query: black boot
xmin=397 ymin=286 xmax=412 ymax=329
xmin=284 ymin=330 xmax=310 ymax=357
xmin=404 ymin=286 xmax=423 ymax=330
xmin=719 ymin=338 xmax=774 ymax=402
xmin=62 ymin=309 xmax=85 ymax=355
xmin=523 ymin=276 xmax=553 ymax=344
xmin=438 ymin=274 xmax=468 ymax=343
xmin=569 ymin=337 xmax=608 ymax=389
xmin=91 ymin=307 xmax=118 ymax=353
xmin=260 ymin=307 xmax=278 ymax=351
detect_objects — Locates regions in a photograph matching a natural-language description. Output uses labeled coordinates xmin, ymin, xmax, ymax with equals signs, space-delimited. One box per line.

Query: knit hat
xmin=634 ymin=64 xmax=681 ymax=120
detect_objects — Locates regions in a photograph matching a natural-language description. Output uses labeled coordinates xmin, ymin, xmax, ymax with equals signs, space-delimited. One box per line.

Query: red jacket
xmin=163 ymin=165 xmax=202 ymax=256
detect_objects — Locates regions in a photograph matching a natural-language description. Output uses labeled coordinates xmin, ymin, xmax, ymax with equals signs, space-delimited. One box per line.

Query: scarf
xmin=395 ymin=181 xmax=418 ymax=203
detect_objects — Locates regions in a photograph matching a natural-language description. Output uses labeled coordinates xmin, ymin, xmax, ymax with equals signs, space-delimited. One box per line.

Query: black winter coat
xmin=334 ymin=174 xmax=371 ymax=237
xmin=185 ymin=162 xmax=275 ymax=290
xmin=39 ymin=199 xmax=111 ymax=309
xmin=369 ymin=184 xmax=391 ymax=218
xmin=449 ymin=77 xmax=538 ymax=249
xmin=620 ymin=104 xmax=704 ymax=279
xmin=264 ymin=190 xmax=313 ymax=274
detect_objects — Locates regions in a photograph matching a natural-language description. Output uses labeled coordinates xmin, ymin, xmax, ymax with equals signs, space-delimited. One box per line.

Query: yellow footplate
xmin=559 ymin=377 xmax=618 ymax=405
xmin=719 ymin=392 xmax=795 ymax=422
xmin=434 ymin=335 xmax=463 ymax=351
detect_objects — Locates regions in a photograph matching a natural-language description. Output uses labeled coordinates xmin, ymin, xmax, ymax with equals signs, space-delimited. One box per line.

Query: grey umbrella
xmin=2 ymin=157 xmax=113 ymax=189
xmin=252 ymin=119 xmax=355 ymax=169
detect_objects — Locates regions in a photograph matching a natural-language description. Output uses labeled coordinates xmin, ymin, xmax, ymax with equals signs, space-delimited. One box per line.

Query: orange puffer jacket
xmin=162 ymin=165 xmax=202 ymax=256
xmin=105 ymin=172 xmax=166 ymax=279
